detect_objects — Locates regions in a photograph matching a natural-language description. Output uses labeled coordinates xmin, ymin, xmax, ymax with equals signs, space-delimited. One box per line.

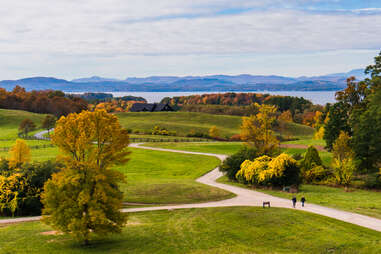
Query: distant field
xmin=145 ymin=142 xmax=244 ymax=155
xmin=284 ymin=138 xmax=326 ymax=147
xmin=0 ymin=109 xmax=48 ymax=139
xmin=117 ymin=112 xmax=314 ymax=138
xmin=1 ymin=207 xmax=380 ymax=253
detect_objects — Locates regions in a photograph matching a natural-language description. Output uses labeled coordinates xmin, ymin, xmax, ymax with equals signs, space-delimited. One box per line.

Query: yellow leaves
xmin=240 ymin=103 xmax=278 ymax=154
xmin=314 ymin=126 xmax=325 ymax=140
xmin=8 ymin=139 xmax=31 ymax=168
xmin=236 ymin=153 xmax=296 ymax=184
xmin=209 ymin=126 xmax=220 ymax=139
xmin=52 ymin=109 xmax=130 ymax=169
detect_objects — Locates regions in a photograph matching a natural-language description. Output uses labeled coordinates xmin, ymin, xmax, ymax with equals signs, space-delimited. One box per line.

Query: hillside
xmin=0 ymin=109 xmax=48 ymax=139
xmin=0 ymin=69 xmax=366 ymax=92
xmin=116 ymin=112 xmax=314 ymax=138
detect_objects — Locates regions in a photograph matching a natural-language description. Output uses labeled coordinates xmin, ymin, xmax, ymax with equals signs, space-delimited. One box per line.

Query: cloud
xmin=0 ymin=1 xmax=379 ymax=78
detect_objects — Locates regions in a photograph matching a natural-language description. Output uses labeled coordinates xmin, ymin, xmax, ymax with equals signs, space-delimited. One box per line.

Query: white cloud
xmin=0 ymin=1 xmax=379 ymax=78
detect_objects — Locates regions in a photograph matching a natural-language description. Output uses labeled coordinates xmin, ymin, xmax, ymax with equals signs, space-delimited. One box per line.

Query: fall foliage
xmin=8 ymin=139 xmax=31 ymax=168
xmin=240 ymin=103 xmax=278 ymax=155
xmin=209 ymin=126 xmax=220 ymax=139
xmin=42 ymin=110 xmax=129 ymax=244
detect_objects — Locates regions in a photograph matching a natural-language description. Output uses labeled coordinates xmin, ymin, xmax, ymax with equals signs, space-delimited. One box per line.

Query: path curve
xmin=2 ymin=143 xmax=381 ymax=233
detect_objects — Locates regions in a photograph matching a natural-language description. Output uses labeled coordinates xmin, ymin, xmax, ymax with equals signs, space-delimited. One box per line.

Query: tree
xmin=209 ymin=126 xmax=220 ymax=139
xmin=8 ymin=139 xmax=31 ymax=168
xmin=332 ymin=132 xmax=356 ymax=191
xmin=18 ymin=119 xmax=36 ymax=137
xmin=42 ymin=110 xmax=129 ymax=244
xmin=351 ymin=88 xmax=381 ymax=171
xmin=41 ymin=115 xmax=56 ymax=135
xmin=278 ymin=110 xmax=293 ymax=122
xmin=219 ymin=146 xmax=258 ymax=180
xmin=300 ymin=146 xmax=328 ymax=183
xmin=240 ymin=103 xmax=278 ymax=155
xmin=323 ymin=102 xmax=351 ymax=150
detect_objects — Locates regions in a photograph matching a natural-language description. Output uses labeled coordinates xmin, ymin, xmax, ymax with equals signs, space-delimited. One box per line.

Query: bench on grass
xmin=263 ymin=201 xmax=270 ymax=208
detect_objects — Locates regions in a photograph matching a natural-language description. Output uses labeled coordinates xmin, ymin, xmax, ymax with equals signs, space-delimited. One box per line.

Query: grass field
xmin=116 ymin=112 xmax=315 ymax=138
xmin=117 ymin=148 xmax=233 ymax=204
xmin=1 ymin=207 xmax=380 ymax=254
xmin=0 ymin=109 xmax=48 ymax=139
xmin=0 ymin=144 xmax=232 ymax=205
xmin=218 ymin=176 xmax=381 ymax=219
xmin=145 ymin=142 xmax=244 ymax=155
xmin=284 ymin=138 xmax=326 ymax=147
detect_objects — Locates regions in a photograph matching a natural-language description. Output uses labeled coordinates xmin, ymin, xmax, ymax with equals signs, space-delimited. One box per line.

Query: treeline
xmin=170 ymin=93 xmax=322 ymax=125
xmin=76 ymin=92 xmax=146 ymax=104
xmin=0 ymin=86 xmax=88 ymax=117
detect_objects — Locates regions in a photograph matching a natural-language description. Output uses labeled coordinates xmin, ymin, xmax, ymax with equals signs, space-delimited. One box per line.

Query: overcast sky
xmin=0 ymin=0 xmax=380 ymax=80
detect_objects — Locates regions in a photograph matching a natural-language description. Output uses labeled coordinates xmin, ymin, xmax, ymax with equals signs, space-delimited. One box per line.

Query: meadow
xmin=0 ymin=109 xmax=47 ymax=139
xmin=1 ymin=207 xmax=380 ymax=253
xmin=116 ymin=112 xmax=315 ymax=138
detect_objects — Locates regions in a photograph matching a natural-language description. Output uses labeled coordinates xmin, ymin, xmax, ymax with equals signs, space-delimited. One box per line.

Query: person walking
xmin=292 ymin=196 xmax=297 ymax=208
xmin=301 ymin=196 xmax=306 ymax=207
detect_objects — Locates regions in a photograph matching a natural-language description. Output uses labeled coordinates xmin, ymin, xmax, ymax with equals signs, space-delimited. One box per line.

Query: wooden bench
xmin=263 ymin=201 xmax=270 ymax=208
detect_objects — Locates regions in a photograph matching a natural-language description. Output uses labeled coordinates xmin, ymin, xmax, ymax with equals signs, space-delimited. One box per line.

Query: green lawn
xmin=0 ymin=144 xmax=232 ymax=205
xmin=117 ymin=148 xmax=233 ymax=204
xmin=218 ymin=176 xmax=381 ymax=219
xmin=116 ymin=112 xmax=314 ymax=138
xmin=280 ymin=147 xmax=333 ymax=166
xmin=145 ymin=142 xmax=244 ymax=155
xmin=1 ymin=207 xmax=380 ymax=253
xmin=0 ymin=109 xmax=48 ymax=139
xmin=284 ymin=138 xmax=326 ymax=147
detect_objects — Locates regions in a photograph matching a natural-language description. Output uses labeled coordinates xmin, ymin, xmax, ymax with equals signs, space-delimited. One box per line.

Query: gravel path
xmin=2 ymin=142 xmax=381 ymax=232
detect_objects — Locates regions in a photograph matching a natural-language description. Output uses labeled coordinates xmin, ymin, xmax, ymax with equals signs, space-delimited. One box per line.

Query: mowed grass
xmin=218 ymin=177 xmax=381 ymax=219
xmin=284 ymin=138 xmax=326 ymax=147
xmin=0 ymin=144 xmax=232 ymax=205
xmin=0 ymin=109 xmax=48 ymax=139
xmin=144 ymin=142 xmax=244 ymax=155
xmin=1 ymin=207 xmax=380 ymax=254
xmin=117 ymin=112 xmax=314 ymax=138
xmin=117 ymin=148 xmax=233 ymax=204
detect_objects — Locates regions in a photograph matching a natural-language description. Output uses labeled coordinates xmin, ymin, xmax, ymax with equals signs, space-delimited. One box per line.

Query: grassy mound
xmin=1 ymin=207 xmax=380 ymax=253
xmin=0 ymin=109 xmax=48 ymax=139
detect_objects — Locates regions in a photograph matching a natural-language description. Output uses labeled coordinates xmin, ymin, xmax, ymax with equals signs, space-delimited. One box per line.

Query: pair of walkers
xmin=292 ymin=196 xmax=306 ymax=208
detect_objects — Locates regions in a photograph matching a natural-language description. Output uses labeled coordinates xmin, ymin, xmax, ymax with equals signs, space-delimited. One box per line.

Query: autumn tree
xmin=18 ymin=119 xmax=36 ymax=137
xmin=209 ymin=126 xmax=220 ymax=139
xmin=332 ymin=132 xmax=356 ymax=191
xmin=8 ymin=139 xmax=31 ymax=168
xmin=240 ymin=103 xmax=278 ymax=155
xmin=278 ymin=110 xmax=293 ymax=122
xmin=42 ymin=110 xmax=129 ymax=244
xmin=41 ymin=115 xmax=56 ymax=135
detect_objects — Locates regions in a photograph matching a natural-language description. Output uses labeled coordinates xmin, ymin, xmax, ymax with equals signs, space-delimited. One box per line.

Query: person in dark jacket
xmin=301 ymin=196 xmax=306 ymax=207
xmin=292 ymin=196 xmax=297 ymax=208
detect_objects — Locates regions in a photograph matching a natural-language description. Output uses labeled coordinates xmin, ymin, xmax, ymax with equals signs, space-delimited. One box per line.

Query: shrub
xmin=300 ymin=146 xmax=330 ymax=183
xmin=219 ymin=146 xmax=258 ymax=180
xmin=236 ymin=153 xmax=301 ymax=188
xmin=229 ymin=134 xmax=241 ymax=141
xmin=0 ymin=160 xmax=60 ymax=216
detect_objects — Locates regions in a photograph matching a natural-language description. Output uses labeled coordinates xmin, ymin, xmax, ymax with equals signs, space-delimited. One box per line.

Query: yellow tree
xmin=42 ymin=110 xmax=129 ymax=244
xmin=332 ymin=131 xmax=356 ymax=191
xmin=209 ymin=125 xmax=220 ymax=139
xmin=8 ymin=139 xmax=31 ymax=168
xmin=240 ymin=103 xmax=278 ymax=154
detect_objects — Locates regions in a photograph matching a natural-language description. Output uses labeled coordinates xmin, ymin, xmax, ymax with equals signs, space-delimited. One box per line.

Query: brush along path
xmin=1 ymin=143 xmax=381 ymax=232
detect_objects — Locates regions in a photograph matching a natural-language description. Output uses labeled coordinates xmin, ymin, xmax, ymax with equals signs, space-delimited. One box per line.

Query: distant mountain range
xmin=0 ymin=69 xmax=368 ymax=92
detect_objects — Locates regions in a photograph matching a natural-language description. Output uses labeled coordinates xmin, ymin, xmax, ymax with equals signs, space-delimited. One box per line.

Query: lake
xmin=102 ymin=91 xmax=337 ymax=105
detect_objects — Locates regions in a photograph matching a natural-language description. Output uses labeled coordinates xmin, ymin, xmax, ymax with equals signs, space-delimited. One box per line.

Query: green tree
xmin=42 ymin=110 xmax=129 ymax=244
xmin=18 ymin=119 xmax=36 ymax=137
xmin=352 ymin=88 xmax=381 ymax=171
xmin=41 ymin=115 xmax=56 ymax=135
xmin=323 ymin=102 xmax=351 ymax=150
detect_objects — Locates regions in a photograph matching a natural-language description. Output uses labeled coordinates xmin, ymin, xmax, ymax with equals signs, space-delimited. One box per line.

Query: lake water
xmin=103 ymin=91 xmax=336 ymax=105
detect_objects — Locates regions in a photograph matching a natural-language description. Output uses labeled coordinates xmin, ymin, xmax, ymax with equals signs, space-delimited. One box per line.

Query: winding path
xmin=1 ymin=143 xmax=381 ymax=233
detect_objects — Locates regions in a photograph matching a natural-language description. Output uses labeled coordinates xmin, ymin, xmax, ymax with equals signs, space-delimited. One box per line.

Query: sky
xmin=0 ymin=0 xmax=380 ymax=80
